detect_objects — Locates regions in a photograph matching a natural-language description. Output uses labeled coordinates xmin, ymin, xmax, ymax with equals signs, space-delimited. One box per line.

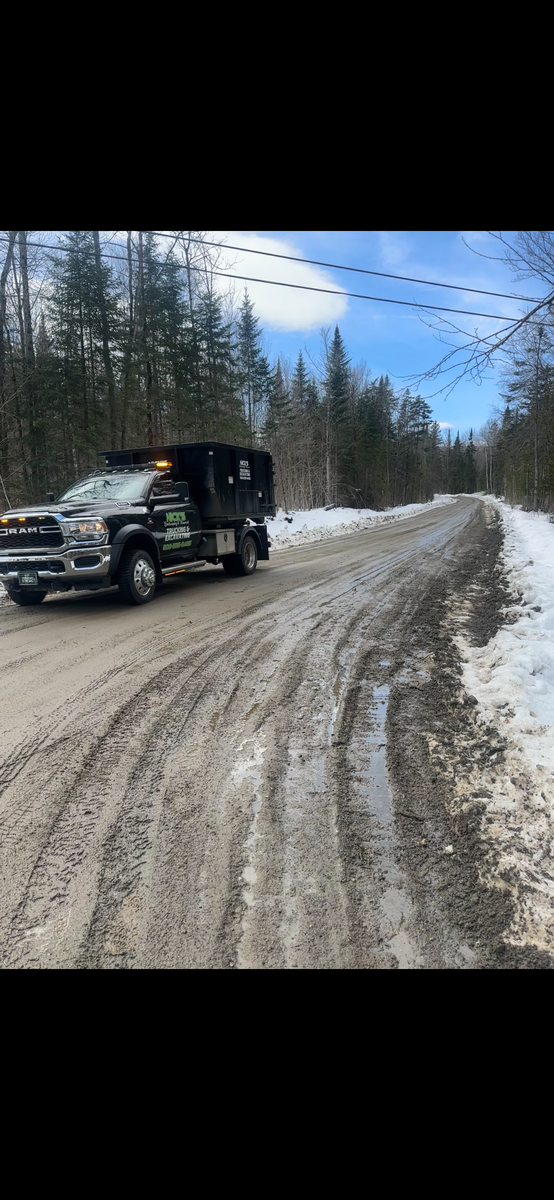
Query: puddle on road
xmin=364 ymin=684 xmax=391 ymax=822
xmin=353 ymin=682 xmax=422 ymax=969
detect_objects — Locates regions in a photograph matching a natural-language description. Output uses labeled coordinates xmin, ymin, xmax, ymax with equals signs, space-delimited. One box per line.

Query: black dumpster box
xmin=101 ymin=441 xmax=275 ymax=526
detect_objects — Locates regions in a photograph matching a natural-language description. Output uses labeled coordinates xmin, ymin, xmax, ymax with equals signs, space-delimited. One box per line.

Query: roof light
xmin=155 ymin=461 xmax=172 ymax=469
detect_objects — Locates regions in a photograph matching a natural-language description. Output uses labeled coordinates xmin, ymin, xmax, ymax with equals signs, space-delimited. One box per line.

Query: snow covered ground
xmin=268 ymin=495 xmax=456 ymax=550
xmin=462 ymin=501 xmax=554 ymax=777
xmin=457 ymin=499 xmax=554 ymax=952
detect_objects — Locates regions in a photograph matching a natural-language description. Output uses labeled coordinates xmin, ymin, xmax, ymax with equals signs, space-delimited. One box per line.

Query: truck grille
xmin=0 ymin=522 xmax=64 ymax=549
xmin=0 ymin=560 xmax=65 ymax=574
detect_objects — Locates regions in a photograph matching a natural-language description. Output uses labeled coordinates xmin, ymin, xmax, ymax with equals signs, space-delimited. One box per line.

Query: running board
xmin=162 ymin=560 xmax=207 ymax=577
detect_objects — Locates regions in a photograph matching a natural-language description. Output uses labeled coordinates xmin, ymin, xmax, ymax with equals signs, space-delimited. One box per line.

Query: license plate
xmin=18 ymin=571 xmax=38 ymax=586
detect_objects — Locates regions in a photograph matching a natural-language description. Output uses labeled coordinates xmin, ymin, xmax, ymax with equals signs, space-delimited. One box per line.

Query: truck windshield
xmin=58 ymin=475 xmax=150 ymax=502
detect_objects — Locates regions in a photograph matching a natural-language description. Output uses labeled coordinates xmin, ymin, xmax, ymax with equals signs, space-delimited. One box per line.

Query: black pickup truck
xmin=0 ymin=441 xmax=275 ymax=606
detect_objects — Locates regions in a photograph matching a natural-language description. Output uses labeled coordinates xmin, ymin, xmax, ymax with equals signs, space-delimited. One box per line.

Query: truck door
xmin=149 ymin=479 xmax=202 ymax=565
xmin=237 ymin=451 xmax=257 ymax=515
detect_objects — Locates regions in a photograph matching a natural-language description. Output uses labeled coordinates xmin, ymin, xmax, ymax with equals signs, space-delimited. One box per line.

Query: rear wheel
xmin=117 ymin=549 xmax=157 ymax=605
xmin=222 ymin=535 xmax=258 ymax=577
xmin=6 ymin=588 xmax=47 ymax=606
xmin=221 ymin=556 xmax=238 ymax=575
xmin=240 ymin=536 xmax=258 ymax=574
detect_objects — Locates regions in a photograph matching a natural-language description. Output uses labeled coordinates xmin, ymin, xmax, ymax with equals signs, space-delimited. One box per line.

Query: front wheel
xmin=117 ymin=549 xmax=157 ymax=605
xmin=6 ymin=588 xmax=47 ymax=606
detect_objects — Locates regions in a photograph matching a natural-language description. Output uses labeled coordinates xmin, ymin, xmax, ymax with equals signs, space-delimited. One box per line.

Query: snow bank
xmin=0 ymin=496 xmax=457 ymax=604
xmin=462 ymin=502 xmax=554 ymax=776
xmin=458 ymin=500 xmax=554 ymax=951
xmin=268 ymin=495 xmax=457 ymax=550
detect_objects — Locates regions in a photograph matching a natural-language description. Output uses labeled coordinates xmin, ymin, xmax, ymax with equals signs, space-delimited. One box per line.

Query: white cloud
xmin=112 ymin=230 xmax=347 ymax=333
xmin=377 ymin=230 xmax=412 ymax=268
xmin=438 ymin=421 xmax=454 ymax=429
xmin=210 ymin=231 xmax=348 ymax=332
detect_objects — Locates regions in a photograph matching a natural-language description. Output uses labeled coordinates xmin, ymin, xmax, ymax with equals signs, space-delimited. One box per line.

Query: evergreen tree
xmin=237 ymin=290 xmax=271 ymax=439
xmin=465 ymin=429 xmax=477 ymax=492
xmin=265 ymin=360 xmax=292 ymax=439
xmin=8 ymin=232 xmax=541 ymax=514
xmin=291 ymin=351 xmax=310 ymax=408
xmin=195 ymin=290 xmax=246 ymax=441
xmin=450 ymin=432 xmax=465 ymax=493
xmin=444 ymin=429 xmax=452 ymax=492
xmin=323 ymin=326 xmax=350 ymax=503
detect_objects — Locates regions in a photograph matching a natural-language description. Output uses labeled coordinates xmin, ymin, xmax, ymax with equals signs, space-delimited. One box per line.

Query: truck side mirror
xmin=45 ymin=492 xmax=55 ymax=503
xmin=175 ymin=482 xmax=190 ymax=501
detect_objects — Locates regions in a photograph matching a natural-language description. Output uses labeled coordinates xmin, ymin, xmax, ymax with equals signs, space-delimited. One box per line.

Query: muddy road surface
xmin=0 ymin=497 xmax=547 ymax=969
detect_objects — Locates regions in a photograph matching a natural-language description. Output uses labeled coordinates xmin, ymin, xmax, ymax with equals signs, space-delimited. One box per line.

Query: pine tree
xmin=195 ymin=290 xmax=243 ymax=441
xmin=451 ymin=432 xmax=465 ymax=493
xmin=237 ymin=290 xmax=271 ymax=440
xmin=291 ymin=351 xmax=310 ymax=408
xmin=323 ymin=326 xmax=350 ymax=503
xmin=427 ymin=421 xmax=443 ymax=497
xmin=465 ymin=429 xmax=477 ymax=492
xmin=47 ymin=230 xmax=110 ymax=467
xmin=265 ymin=360 xmax=292 ymax=439
xmin=264 ymin=360 xmax=295 ymax=508
xmin=444 ymin=429 xmax=452 ymax=492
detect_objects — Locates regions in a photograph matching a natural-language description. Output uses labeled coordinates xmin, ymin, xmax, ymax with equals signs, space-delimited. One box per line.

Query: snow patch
xmin=462 ymin=501 xmax=554 ymax=776
xmin=457 ymin=499 xmax=554 ymax=952
xmin=268 ymin=495 xmax=457 ymax=550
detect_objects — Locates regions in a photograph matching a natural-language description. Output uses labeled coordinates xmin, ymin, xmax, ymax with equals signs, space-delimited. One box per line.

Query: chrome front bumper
xmin=0 ymin=547 xmax=112 ymax=582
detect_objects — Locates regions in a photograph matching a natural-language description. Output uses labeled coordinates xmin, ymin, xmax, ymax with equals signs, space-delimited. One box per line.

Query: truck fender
xmin=109 ymin=525 xmax=162 ymax=580
xmin=238 ymin=523 xmax=269 ymax=562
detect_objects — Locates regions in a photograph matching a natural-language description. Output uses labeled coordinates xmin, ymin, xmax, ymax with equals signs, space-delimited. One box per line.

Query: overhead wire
xmin=0 ymin=234 xmax=530 ymax=322
xmin=145 ymin=231 xmax=540 ymax=303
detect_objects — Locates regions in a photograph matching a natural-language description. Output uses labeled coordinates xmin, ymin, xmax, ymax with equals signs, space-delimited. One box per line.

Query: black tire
xmin=117 ymin=548 xmax=157 ymax=605
xmin=221 ymin=556 xmax=239 ymax=575
xmin=6 ymin=588 xmax=47 ymax=606
xmin=237 ymin=535 xmax=258 ymax=576
xmin=222 ymin=535 xmax=258 ymax=577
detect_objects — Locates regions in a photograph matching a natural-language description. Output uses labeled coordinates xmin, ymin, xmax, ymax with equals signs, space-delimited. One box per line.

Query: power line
xmin=1 ymin=231 xmax=545 ymax=307
xmin=145 ymin=230 xmax=541 ymax=304
xmin=186 ymin=268 xmax=523 ymax=321
xmin=0 ymin=235 xmax=142 ymax=267
xmin=0 ymin=233 xmax=537 ymax=322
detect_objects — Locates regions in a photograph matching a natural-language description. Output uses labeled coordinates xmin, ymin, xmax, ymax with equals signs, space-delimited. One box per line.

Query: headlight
xmin=64 ymin=519 xmax=108 ymax=542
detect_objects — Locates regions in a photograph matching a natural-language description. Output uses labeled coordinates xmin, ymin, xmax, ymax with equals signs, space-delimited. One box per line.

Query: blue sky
xmin=211 ymin=230 xmax=537 ymax=437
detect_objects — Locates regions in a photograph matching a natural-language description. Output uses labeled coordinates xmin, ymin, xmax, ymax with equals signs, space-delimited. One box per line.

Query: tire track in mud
xmin=234 ymin=578 xmax=424 ymax=969
xmin=0 ymin=497 xmax=499 ymax=969
xmin=4 ymin=568 xmax=348 ymax=967
xmin=2 ymin=614 xmax=286 ymax=966
xmin=0 ymin=589 xmax=299 ymax=812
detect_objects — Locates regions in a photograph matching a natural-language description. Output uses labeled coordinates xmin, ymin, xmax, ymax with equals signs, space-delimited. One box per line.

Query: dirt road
xmin=0 ymin=497 xmax=548 ymax=969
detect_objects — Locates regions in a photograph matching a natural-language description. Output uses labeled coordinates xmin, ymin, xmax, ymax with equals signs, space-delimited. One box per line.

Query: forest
xmin=1 ymin=231 xmax=553 ymax=512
